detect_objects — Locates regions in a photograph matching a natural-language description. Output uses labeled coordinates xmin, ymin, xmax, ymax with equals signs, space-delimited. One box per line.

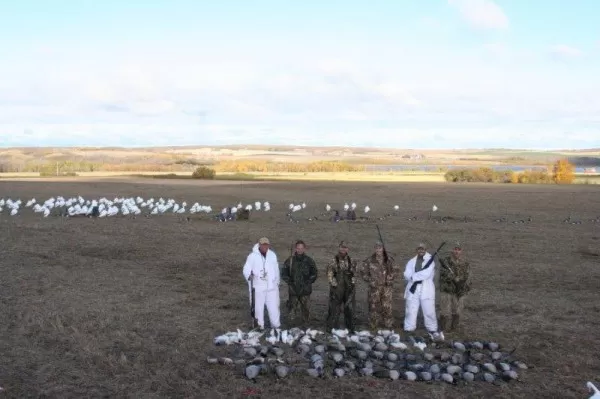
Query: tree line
xmin=444 ymin=159 xmax=576 ymax=184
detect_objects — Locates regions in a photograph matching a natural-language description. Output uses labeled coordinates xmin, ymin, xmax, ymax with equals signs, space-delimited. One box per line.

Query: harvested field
xmin=1 ymin=178 xmax=599 ymax=398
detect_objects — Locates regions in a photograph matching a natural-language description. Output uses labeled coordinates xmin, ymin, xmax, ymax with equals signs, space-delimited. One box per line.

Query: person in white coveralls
xmin=403 ymin=243 xmax=441 ymax=339
xmin=243 ymin=237 xmax=281 ymax=330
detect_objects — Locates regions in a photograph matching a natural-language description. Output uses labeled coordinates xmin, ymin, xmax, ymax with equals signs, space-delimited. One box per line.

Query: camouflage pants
xmin=326 ymin=289 xmax=355 ymax=332
xmin=288 ymin=295 xmax=310 ymax=323
xmin=368 ymin=286 xmax=393 ymax=330
xmin=439 ymin=292 xmax=465 ymax=317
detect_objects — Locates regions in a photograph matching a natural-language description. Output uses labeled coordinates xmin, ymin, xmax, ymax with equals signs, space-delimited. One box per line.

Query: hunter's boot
xmin=451 ymin=314 xmax=460 ymax=332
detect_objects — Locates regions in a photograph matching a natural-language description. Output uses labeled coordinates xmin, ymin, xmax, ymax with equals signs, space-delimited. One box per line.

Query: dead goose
xmin=485 ymin=341 xmax=500 ymax=351
xmin=206 ymin=356 xmax=218 ymax=364
xmin=464 ymin=364 xmax=480 ymax=374
xmin=482 ymin=372 xmax=496 ymax=383
xmin=511 ymin=360 xmax=529 ymax=370
xmin=333 ymin=368 xmax=346 ymax=378
xmin=497 ymin=362 xmax=511 ymax=372
xmin=243 ymin=347 xmax=258 ymax=357
xmin=275 ymin=365 xmax=291 ymax=378
xmin=441 ymin=373 xmax=456 ymax=384
xmin=502 ymin=370 xmax=519 ymax=381
xmin=245 ymin=364 xmax=262 ymax=382
xmin=419 ymin=371 xmax=433 ymax=381
xmin=329 ymin=351 xmax=344 ymax=364
xmin=483 ymin=363 xmax=498 ymax=373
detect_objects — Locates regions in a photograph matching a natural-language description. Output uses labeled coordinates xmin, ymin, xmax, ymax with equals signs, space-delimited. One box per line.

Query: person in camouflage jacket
xmin=438 ymin=242 xmax=472 ymax=332
xmin=326 ymin=241 xmax=357 ymax=332
xmin=281 ymin=240 xmax=318 ymax=325
xmin=360 ymin=241 xmax=398 ymax=330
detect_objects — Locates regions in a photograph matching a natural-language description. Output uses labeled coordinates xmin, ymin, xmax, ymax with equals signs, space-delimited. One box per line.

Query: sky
xmin=1 ymin=0 xmax=599 ymax=149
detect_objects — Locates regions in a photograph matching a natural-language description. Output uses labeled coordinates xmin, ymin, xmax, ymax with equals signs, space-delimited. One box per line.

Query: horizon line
xmin=1 ymin=144 xmax=599 ymax=152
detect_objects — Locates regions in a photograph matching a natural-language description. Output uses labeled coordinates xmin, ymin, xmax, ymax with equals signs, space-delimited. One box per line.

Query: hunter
xmin=438 ymin=241 xmax=472 ymax=332
xmin=360 ymin=240 xmax=398 ymax=330
xmin=281 ymin=240 xmax=318 ymax=326
xmin=326 ymin=241 xmax=357 ymax=333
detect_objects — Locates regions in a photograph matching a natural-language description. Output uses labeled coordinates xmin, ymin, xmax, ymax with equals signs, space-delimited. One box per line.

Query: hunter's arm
xmin=308 ymin=257 xmax=318 ymax=283
xmin=281 ymin=256 xmax=291 ymax=284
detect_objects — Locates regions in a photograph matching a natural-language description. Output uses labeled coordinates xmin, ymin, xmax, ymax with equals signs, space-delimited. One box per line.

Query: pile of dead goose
xmin=207 ymin=327 xmax=528 ymax=384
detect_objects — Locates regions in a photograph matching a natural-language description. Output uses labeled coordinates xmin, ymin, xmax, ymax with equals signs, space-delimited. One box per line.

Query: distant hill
xmin=0 ymin=145 xmax=598 ymax=173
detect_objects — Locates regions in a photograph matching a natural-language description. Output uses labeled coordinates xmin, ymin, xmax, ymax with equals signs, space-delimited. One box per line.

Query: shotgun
xmin=376 ymin=224 xmax=391 ymax=276
xmin=248 ymin=273 xmax=256 ymax=328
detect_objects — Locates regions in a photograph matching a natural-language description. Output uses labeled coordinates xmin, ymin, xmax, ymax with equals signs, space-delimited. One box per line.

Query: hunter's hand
xmin=330 ymin=280 xmax=337 ymax=287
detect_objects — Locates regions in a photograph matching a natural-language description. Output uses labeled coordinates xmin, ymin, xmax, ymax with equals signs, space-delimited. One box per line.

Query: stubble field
xmin=0 ymin=178 xmax=599 ymax=398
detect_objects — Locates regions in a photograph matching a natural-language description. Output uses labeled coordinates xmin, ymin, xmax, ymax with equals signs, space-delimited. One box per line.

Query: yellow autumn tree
xmin=552 ymin=159 xmax=575 ymax=184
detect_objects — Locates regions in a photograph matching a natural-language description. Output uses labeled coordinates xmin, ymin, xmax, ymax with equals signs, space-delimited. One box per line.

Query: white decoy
xmin=432 ymin=204 xmax=438 ymax=212
xmin=364 ymin=205 xmax=370 ymax=213
xmin=394 ymin=205 xmax=399 ymax=211
xmin=325 ymin=204 xmax=331 ymax=211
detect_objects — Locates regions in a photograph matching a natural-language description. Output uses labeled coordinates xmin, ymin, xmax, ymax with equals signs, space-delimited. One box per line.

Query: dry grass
xmin=1 ymin=180 xmax=600 ymax=398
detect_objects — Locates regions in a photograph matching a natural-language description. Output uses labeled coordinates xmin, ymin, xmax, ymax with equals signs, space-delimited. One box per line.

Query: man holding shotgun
xmin=360 ymin=226 xmax=399 ymax=330
xmin=281 ymin=240 xmax=318 ymax=326
xmin=403 ymin=242 xmax=444 ymax=339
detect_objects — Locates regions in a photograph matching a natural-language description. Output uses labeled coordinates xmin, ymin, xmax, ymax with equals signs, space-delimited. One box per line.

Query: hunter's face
xmin=338 ymin=246 xmax=348 ymax=256
xmin=375 ymin=245 xmax=384 ymax=255
xmin=259 ymin=243 xmax=269 ymax=253
xmin=417 ymin=247 xmax=426 ymax=257
xmin=452 ymin=247 xmax=462 ymax=258
xmin=295 ymin=244 xmax=305 ymax=255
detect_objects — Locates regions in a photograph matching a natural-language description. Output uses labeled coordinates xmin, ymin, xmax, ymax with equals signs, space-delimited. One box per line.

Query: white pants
xmin=404 ymin=294 xmax=438 ymax=332
xmin=254 ymin=288 xmax=280 ymax=328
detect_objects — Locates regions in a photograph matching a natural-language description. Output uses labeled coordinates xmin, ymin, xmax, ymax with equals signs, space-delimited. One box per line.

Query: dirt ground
xmin=0 ymin=178 xmax=599 ymax=398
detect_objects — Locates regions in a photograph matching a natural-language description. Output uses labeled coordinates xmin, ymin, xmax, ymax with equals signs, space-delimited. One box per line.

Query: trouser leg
xmin=452 ymin=295 xmax=465 ymax=330
xmin=404 ymin=295 xmax=421 ymax=331
xmin=421 ymin=297 xmax=438 ymax=332
xmin=439 ymin=292 xmax=452 ymax=331
xmin=254 ymin=290 xmax=266 ymax=328
xmin=368 ymin=290 xmax=380 ymax=330
xmin=381 ymin=287 xmax=393 ymax=329
xmin=298 ymin=295 xmax=310 ymax=323
xmin=265 ymin=289 xmax=280 ymax=328
xmin=288 ymin=294 xmax=299 ymax=318
xmin=326 ymin=291 xmax=341 ymax=329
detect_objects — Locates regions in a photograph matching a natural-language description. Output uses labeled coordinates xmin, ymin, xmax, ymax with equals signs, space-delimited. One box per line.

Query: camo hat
xmin=258 ymin=237 xmax=270 ymax=245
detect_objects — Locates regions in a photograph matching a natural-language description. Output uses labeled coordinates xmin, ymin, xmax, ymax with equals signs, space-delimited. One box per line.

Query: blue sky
xmin=1 ymin=0 xmax=599 ymax=149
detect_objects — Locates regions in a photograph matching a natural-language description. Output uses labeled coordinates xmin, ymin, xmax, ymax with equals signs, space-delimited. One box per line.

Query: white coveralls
xmin=243 ymin=244 xmax=281 ymax=328
xmin=403 ymin=252 xmax=438 ymax=332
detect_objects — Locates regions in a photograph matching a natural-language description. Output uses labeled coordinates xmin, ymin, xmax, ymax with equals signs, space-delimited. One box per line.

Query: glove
xmin=351 ymin=277 xmax=356 ymax=284
xmin=330 ymin=280 xmax=337 ymax=287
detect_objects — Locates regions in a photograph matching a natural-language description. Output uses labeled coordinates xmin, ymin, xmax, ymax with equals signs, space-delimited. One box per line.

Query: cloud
xmin=0 ymin=39 xmax=599 ymax=149
xmin=549 ymin=44 xmax=583 ymax=59
xmin=448 ymin=0 xmax=509 ymax=30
